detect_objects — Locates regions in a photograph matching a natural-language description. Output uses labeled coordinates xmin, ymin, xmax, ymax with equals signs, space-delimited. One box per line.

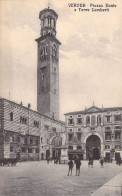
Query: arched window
xmin=10 ymin=112 xmax=13 ymax=121
xmin=86 ymin=116 xmax=90 ymax=126
xmin=40 ymin=45 xmax=48 ymax=57
xmin=53 ymin=45 xmax=57 ymax=57
xmin=91 ymin=116 xmax=95 ymax=126
xmin=97 ymin=115 xmax=101 ymax=125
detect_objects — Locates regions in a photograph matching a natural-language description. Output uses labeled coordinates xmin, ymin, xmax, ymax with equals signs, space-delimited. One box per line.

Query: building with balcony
xmin=65 ymin=105 xmax=122 ymax=160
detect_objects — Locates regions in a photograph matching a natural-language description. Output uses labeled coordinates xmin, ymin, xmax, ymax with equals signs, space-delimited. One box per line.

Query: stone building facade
xmin=65 ymin=106 xmax=122 ymax=160
xmin=0 ymin=98 xmax=66 ymax=161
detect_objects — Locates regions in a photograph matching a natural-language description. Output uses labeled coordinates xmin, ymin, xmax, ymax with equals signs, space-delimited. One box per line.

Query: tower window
xmin=54 ymin=20 xmax=56 ymax=28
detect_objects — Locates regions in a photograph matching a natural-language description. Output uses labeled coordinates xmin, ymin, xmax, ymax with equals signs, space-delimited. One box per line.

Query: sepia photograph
xmin=0 ymin=0 xmax=122 ymax=195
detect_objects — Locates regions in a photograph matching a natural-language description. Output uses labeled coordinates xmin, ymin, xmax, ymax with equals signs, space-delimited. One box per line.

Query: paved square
xmin=0 ymin=161 xmax=121 ymax=196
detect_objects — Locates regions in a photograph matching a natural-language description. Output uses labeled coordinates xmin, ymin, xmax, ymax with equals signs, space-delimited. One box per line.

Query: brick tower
xmin=35 ymin=8 xmax=61 ymax=120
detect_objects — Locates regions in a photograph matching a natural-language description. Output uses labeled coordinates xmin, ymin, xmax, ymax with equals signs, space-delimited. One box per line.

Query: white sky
xmin=0 ymin=0 xmax=122 ymax=121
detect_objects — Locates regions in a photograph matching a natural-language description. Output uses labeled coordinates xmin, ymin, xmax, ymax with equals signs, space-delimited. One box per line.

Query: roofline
xmin=35 ymin=33 xmax=61 ymax=45
xmin=64 ymin=107 xmax=122 ymax=115
xmin=0 ymin=98 xmax=65 ymax=125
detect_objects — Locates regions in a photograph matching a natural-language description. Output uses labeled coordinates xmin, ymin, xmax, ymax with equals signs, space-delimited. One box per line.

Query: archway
xmin=86 ymin=135 xmax=101 ymax=160
xmin=51 ymin=136 xmax=62 ymax=160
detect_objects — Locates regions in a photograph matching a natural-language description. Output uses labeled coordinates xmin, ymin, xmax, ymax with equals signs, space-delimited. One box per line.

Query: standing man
xmin=75 ymin=158 xmax=81 ymax=176
xmin=67 ymin=159 xmax=74 ymax=176
xmin=100 ymin=157 xmax=104 ymax=167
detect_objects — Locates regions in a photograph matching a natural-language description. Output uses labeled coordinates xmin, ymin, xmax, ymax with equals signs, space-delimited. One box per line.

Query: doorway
xmin=86 ymin=135 xmax=101 ymax=160
xmin=93 ymin=147 xmax=100 ymax=159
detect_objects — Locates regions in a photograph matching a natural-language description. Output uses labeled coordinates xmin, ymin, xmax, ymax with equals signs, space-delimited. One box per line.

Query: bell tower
xmin=35 ymin=8 xmax=61 ymax=120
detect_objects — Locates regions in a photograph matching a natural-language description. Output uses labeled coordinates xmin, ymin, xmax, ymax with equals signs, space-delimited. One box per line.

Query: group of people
xmin=67 ymin=158 xmax=81 ymax=176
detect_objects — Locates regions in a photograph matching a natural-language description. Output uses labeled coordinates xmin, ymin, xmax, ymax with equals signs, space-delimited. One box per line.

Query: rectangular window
xmin=106 ymin=116 xmax=111 ymax=123
xmin=30 ymin=138 xmax=33 ymax=144
xmin=68 ymin=119 xmax=73 ymax=125
xmin=77 ymin=146 xmax=82 ymax=150
xmin=115 ymin=145 xmax=121 ymax=149
xmin=17 ymin=136 xmax=20 ymax=143
xmin=24 ymin=137 xmax=27 ymax=144
xmin=114 ymin=115 xmax=121 ymax=122
xmin=77 ymin=133 xmax=81 ymax=141
xmin=68 ymin=146 xmax=73 ymax=150
xmin=115 ymin=132 xmax=121 ymax=140
xmin=10 ymin=146 xmax=13 ymax=152
xmin=20 ymin=116 xmax=27 ymax=125
xmin=105 ymin=145 xmax=110 ymax=149
xmin=28 ymin=148 xmax=32 ymax=153
xmin=34 ymin=121 xmax=39 ymax=128
xmin=105 ymin=132 xmax=111 ymax=140
xmin=77 ymin=118 xmax=82 ymax=124
xmin=35 ymin=149 xmax=39 ymax=153
xmin=36 ymin=139 xmax=39 ymax=145
xmin=68 ymin=134 xmax=73 ymax=141
xmin=21 ymin=147 xmax=26 ymax=153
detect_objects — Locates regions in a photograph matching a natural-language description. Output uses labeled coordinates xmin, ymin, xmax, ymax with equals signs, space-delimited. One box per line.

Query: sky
xmin=0 ymin=0 xmax=122 ymax=121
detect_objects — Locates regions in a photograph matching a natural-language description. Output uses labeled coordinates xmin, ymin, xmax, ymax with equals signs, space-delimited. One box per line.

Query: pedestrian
xmin=47 ymin=157 xmax=50 ymax=164
xmin=67 ymin=159 xmax=74 ymax=176
xmin=88 ymin=156 xmax=93 ymax=168
xmin=100 ymin=157 xmax=104 ymax=167
xmin=119 ymin=157 xmax=121 ymax=166
xmin=75 ymin=159 xmax=81 ymax=176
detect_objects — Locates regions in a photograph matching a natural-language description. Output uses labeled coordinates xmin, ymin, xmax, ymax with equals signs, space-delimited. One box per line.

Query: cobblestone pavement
xmin=0 ymin=161 xmax=121 ymax=196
